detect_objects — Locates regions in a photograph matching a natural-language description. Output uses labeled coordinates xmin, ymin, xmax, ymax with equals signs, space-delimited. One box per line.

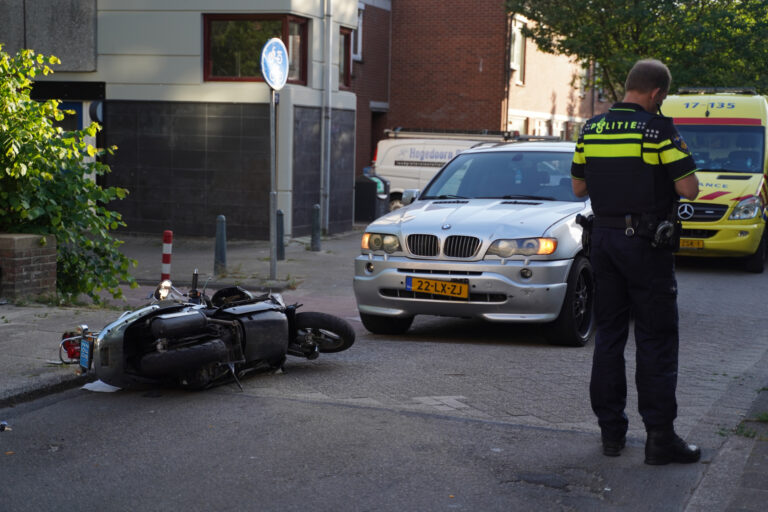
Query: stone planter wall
xmin=0 ymin=234 xmax=57 ymax=300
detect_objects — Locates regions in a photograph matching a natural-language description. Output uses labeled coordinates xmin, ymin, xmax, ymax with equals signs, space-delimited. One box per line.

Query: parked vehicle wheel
xmin=743 ymin=228 xmax=766 ymax=273
xmin=547 ymin=256 xmax=594 ymax=347
xmin=360 ymin=312 xmax=414 ymax=334
xmin=295 ymin=312 xmax=356 ymax=353
xmin=140 ymin=339 xmax=228 ymax=377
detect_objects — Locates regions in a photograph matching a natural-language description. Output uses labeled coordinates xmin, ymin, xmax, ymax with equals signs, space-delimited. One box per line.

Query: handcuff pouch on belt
xmin=630 ymin=211 xmax=681 ymax=251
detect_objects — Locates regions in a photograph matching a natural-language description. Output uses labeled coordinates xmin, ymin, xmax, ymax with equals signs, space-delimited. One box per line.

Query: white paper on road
xmin=83 ymin=380 xmax=121 ymax=392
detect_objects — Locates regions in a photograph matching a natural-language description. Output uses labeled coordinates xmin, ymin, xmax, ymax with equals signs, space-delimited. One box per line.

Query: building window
xmin=339 ymin=28 xmax=352 ymax=89
xmin=352 ymin=4 xmax=364 ymax=62
xmin=509 ymin=17 xmax=526 ymax=84
xmin=203 ymin=14 xmax=307 ymax=84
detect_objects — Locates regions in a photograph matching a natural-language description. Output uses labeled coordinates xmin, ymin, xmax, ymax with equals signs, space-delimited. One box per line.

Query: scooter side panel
xmin=235 ymin=310 xmax=289 ymax=363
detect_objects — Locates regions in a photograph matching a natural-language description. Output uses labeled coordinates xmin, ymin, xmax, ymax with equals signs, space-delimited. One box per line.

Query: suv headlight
xmin=361 ymin=232 xmax=401 ymax=253
xmin=729 ymin=196 xmax=763 ymax=220
xmin=486 ymin=238 xmax=557 ymax=257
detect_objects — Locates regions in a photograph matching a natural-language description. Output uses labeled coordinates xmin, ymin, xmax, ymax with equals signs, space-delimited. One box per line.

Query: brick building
xmin=351 ymin=1 xmax=605 ymax=175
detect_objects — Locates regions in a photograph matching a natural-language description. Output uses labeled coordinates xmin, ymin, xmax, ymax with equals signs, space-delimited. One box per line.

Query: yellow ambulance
xmin=663 ymin=88 xmax=768 ymax=272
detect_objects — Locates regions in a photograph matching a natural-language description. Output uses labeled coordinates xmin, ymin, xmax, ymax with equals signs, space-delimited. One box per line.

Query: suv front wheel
xmin=360 ymin=312 xmax=414 ymax=335
xmin=546 ymin=256 xmax=595 ymax=347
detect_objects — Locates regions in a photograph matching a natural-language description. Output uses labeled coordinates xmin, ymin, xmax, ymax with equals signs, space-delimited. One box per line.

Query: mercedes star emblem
xmin=678 ymin=203 xmax=695 ymax=220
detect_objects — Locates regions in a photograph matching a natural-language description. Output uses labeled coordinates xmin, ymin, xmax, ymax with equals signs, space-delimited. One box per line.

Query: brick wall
xmin=388 ymin=0 xmax=507 ymax=131
xmin=507 ymin=35 xmax=609 ymax=137
xmin=0 ymin=234 xmax=57 ymax=300
xmin=352 ymin=4 xmax=392 ymax=175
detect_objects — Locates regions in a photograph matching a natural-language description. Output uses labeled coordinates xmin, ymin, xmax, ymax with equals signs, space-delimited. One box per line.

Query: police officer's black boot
xmin=602 ymin=436 xmax=626 ymax=457
xmin=644 ymin=428 xmax=701 ymax=465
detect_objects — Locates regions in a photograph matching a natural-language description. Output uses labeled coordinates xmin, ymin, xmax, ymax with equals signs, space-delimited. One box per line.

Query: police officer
xmin=571 ymin=59 xmax=701 ymax=465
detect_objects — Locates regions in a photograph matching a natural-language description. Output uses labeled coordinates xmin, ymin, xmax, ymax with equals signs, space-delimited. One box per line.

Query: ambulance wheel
xmin=743 ymin=228 xmax=766 ymax=273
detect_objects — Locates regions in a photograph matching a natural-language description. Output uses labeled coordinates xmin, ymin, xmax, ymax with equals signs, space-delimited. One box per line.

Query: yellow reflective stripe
xmin=659 ymin=147 xmax=689 ymax=164
xmin=642 ymin=141 xmax=666 ymax=150
xmin=583 ymin=144 xmax=641 ymax=158
xmin=674 ymin=168 xmax=698 ymax=181
xmin=583 ymin=133 xmax=643 ymax=141
xmin=643 ymin=152 xmax=659 ymax=165
xmin=573 ymin=151 xmax=586 ymax=164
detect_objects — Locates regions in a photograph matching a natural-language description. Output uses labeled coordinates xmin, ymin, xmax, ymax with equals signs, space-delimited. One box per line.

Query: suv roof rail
xmin=384 ymin=128 xmax=562 ymax=142
xmin=508 ymin=135 xmax=562 ymax=142
xmin=385 ymin=127 xmax=511 ymax=141
xmin=677 ymin=86 xmax=757 ymax=95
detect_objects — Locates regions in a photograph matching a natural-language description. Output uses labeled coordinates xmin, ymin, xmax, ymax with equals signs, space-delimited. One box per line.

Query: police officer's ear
xmin=650 ymin=87 xmax=668 ymax=113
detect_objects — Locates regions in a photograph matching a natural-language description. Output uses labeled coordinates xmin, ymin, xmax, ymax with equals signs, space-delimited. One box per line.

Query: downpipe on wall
xmin=320 ymin=0 xmax=334 ymax=234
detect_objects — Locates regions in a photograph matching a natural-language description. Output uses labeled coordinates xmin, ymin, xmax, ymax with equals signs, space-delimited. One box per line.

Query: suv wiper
xmin=499 ymin=194 xmax=556 ymax=201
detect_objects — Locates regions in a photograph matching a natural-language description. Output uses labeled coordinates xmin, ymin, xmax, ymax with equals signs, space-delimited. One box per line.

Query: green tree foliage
xmin=506 ymin=0 xmax=768 ymax=101
xmin=0 ymin=46 xmax=136 ymax=303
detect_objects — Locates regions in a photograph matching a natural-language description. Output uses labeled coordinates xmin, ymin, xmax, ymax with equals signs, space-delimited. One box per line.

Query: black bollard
xmin=276 ymin=209 xmax=285 ymax=260
xmin=311 ymin=204 xmax=321 ymax=252
xmin=214 ymin=215 xmax=227 ymax=275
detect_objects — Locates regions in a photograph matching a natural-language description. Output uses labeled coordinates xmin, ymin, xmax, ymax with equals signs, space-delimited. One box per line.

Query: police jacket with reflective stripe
xmin=571 ymin=103 xmax=697 ymax=219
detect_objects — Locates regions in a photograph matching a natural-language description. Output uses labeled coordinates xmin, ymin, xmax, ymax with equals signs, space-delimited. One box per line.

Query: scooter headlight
xmin=154 ymin=280 xmax=173 ymax=300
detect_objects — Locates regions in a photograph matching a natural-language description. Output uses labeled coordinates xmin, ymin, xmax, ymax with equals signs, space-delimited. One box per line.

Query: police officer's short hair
xmin=624 ymin=59 xmax=671 ymax=94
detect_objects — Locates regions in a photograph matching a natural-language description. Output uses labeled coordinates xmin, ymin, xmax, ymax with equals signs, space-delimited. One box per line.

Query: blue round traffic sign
xmin=260 ymin=38 xmax=289 ymax=91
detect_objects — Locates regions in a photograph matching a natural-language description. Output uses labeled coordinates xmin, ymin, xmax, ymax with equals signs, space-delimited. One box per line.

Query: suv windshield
xmin=420 ymin=150 xmax=581 ymax=201
xmin=676 ymin=125 xmax=765 ymax=173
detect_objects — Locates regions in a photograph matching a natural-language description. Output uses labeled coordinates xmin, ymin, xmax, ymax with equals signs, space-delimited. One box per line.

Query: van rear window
xmin=675 ymin=125 xmax=765 ymax=173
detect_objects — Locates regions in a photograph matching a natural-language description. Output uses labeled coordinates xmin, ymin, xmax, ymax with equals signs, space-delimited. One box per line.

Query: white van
xmin=371 ymin=130 xmax=506 ymax=210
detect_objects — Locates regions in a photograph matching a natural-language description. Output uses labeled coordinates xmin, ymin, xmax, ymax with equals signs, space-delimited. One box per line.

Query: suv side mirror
xmin=402 ymin=189 xmax=419 ymax=206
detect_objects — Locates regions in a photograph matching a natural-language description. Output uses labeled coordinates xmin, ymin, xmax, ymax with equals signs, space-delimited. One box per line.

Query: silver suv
xmin=353 ymin=141 xmax=594 ymax=346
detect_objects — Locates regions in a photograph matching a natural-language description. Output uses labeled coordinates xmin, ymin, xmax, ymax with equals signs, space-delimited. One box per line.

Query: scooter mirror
xmin=154 ymin=280 xmax=173 ymax=300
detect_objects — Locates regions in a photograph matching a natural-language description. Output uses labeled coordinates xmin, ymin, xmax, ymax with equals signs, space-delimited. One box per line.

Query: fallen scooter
xmin=60 ymin=271 xmax=355 ymax=390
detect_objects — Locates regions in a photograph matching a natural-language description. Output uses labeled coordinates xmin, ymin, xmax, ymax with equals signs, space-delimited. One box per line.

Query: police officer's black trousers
xmin=589 ymin=227 xmax=680 ymax=441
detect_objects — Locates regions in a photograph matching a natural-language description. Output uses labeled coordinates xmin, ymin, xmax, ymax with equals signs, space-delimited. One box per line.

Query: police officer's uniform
xmin=571 ymin=103 xmax=697 ymax=443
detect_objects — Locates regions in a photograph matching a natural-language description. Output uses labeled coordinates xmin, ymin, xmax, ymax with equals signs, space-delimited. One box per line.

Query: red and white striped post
xmin=161 ymin=230 xmax=173 ymax=281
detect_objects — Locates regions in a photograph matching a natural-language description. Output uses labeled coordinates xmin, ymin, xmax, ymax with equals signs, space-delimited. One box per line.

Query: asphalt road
xmin=1 ymin=255 xmax=766 ymax=511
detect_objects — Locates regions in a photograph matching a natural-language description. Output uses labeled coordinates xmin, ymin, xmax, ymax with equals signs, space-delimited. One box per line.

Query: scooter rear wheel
xmin=295 ymin=312 xmax=355 ymax=353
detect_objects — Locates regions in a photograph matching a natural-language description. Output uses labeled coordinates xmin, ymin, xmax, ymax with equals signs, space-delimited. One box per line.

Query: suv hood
xmin=370 ymin=199 xmax=586 ymax=238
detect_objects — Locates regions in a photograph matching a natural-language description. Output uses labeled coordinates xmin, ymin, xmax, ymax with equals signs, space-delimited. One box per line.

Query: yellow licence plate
xmin=405 ymin=276 xmax=469 ymax=299
xmin=680 ymin=239 xmax=704 ymax=249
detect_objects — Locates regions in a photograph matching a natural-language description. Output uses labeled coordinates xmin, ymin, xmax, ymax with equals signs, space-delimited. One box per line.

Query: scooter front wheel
xmin=295 ymin=312 xmax=355 ymax=353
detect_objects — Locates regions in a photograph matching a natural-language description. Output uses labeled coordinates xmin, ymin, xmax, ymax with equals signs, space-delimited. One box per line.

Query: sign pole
xmin=260 ymin=37 xmax=288 ymax=282
xmin=269 ymin=88 xmax=277 ymax=280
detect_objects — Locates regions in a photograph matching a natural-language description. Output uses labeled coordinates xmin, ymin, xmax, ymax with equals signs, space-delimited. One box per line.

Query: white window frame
xmin=509 ymin=16 xmax=526 ymax=85
xmin=352 ymin=3 xmax=365 ymax=62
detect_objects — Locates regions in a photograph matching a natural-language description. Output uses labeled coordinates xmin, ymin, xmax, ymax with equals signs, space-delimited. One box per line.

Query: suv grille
xmin=679 ymin=203 xmax=728 ymax=222
xmin=406 ymin=234 xmax=481 ymax=258
xmin=444 ymin=235 xmax=481 ymax=258
xmin=407 ymin=234 xmax=439 ymax=256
